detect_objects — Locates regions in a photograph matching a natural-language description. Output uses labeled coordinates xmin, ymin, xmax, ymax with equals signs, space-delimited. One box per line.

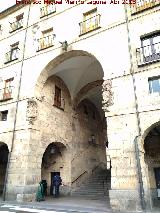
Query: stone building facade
xmin=0 ymin=0 xmax=160 ymax=211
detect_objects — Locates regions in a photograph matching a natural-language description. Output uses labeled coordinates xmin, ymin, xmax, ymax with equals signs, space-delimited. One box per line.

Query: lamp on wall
xmin=50 ymin=146 xmax=56 ymax=154
xmin=88 ymin=134 xmax=96 ymax=145
xmin=91 ymin=134 xmax=96 ymax=143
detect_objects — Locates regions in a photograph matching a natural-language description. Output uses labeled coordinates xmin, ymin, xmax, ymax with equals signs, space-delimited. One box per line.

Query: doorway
xmin=50 ymin=172 xmax=60 ymax=195
xmin=154 ymin=168 xmax=160 ymax=191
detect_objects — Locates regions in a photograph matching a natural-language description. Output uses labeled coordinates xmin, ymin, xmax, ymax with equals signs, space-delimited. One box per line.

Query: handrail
xmin=136 ymin=42 xmax=160 ymax=65
xmin=91 ymin=162 xmax=106 ymax=174
xmin=136 ymin=42 xmax=160 ymax=50
xmin=71 ymin=171 xmax=88 ymax=184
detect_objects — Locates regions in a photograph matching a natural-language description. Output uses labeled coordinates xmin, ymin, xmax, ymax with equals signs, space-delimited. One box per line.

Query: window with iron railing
xmin=9 ymin=14 xmax=23 ymax=33
xmin=131 ymin=0 xmax=160 ymax=14
xmin=0 ymin=78 xmax=14 ymax=101
xmin=136 ymin=34 xmax=160 ymax=66
xmin=37 ymin=33 xmax=55 ymax=51
xmin=0 ymin=87 xmax=14 ymax=101
xmin=10 ymin=19 xmax=23 ymax=33
xmin=5 ymin=43 xmax=19 ymax=64
xmin=79 ymin=9 xmax=101 ymax=35
xmin=40 ymin=4 xmax=56 ymax=17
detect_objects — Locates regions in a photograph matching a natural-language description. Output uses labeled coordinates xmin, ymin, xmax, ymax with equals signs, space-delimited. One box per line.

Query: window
xmin=5 ymin=42 xmax=19 ymax=63
xmin=79 ymin=8 xmax=101 ymax=35
xmin=40 ymin=1 xmax=56 ymax=18
xmin=54 ymin=86 xmax=61 ymax=108
xmin=37 ymin=28 xmax=55 ymax=51
xmin=131 ymin=0 xmax=160 ymax=14
xmin=148 ymin=76 xmax=160 ymax=93
xmin=0 ymin=110 xmax=8 ymax=121
xmin=137 ymin=33 xmax=160 ymax=65
xmin=10 ymin=13 xmax=23 ymax=33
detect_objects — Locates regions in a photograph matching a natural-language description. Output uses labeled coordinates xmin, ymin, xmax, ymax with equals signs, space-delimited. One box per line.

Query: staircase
xmin=71 ymin=169 xmax=111 ymax=200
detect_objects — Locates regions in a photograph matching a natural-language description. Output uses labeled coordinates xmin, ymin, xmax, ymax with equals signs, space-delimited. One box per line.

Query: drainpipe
xmin=134 ymin=136 xmax=146 ymax=211
xmin=2 ymin=3 xmax=31 ymax=201
xmin=124 ymin=5 xmax=146 ymax=211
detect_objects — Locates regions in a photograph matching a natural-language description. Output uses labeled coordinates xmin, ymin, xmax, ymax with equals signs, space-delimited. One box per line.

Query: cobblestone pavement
xmin=0 ymin=196 xmax=160 ymax=213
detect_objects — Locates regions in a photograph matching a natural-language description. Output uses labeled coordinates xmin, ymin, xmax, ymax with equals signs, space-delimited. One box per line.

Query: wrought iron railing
xmin=136 ymin=42 xmax=160 ymax=66
xmin=40 ymin=4 xmax=56 ymax=17
xmin=5 ymin=48 xmax=19 ymax=64
xmin=0 ymin=87 xmax=14 ymax=101
xmin=37 ymin=34 xmax=55 ymax=51
xmin=79 ymin=14 xmax=101 ymax=35
xmin=9 ymin=19 xmax=23 ymax=32
xmin=131 ymin=0 xmax=160 ymax=14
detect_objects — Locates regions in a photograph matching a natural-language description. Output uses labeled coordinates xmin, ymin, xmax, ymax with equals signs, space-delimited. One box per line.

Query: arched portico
xmin=139 ymin=121 xmax=160 ymax=209
xmin=5 ymin=50 xmax=110 ymax=203
xmin=30 ymin=50 xmax=109 ymax=199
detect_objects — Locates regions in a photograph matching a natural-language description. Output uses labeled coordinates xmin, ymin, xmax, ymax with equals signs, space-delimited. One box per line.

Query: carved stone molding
xmin=26 ymin=98 xmax=38 ymax=125
xmin=102 ymin=80 xmax=113 ymax=112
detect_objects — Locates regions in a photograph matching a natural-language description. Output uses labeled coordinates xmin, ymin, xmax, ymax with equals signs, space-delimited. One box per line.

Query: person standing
xmin=36 ymin=181 xmax=45 ymax=202
xmin=53 ymin=173 xmax=62 ymax=197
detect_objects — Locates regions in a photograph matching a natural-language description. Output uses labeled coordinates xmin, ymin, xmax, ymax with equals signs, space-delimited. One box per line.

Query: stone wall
xmin=22 ymin=75 xmax=107 ymax=197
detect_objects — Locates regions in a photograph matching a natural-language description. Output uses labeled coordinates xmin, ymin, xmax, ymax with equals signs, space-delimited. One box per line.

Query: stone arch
xmin=41 ymin=141 xmax=71 ymax=196
xmin=40 ymin=136 xmax=71 ymax=161
xmin=140 ymin=120 xmax=160 ymax=209
xmin=32 ymin=49 xmax=108 ymax=198
xmin=73 ymin=80 xmax=103 ymax=108
xmin=142 ymin=121 xmax=160 ymax=143
xmin=34 ymin=50 xmax=104 ymax=96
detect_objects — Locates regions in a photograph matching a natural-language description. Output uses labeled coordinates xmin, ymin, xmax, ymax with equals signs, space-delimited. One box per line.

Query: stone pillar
xmin=5 ymin=129 xmax=39 ymax=202
xmin=107 ymin=118 xmax=140 ymax=211
xmin=102 ymin=79 xmax=145 ymax=211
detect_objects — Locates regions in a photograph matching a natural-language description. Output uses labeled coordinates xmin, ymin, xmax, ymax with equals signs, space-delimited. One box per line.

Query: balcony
xmin=131 ymin=0 xmax=160 ymax=14
xmin=9 ymin=19 xmax=23 ymax=33
xmin=40 ymin=4 xmax=56 ymax=18
xmin=0 ymin=87 xmax=14 ymax=102
xmin=136 ymin=42 xmax=160 ymax=66
xmin=37 ymin=34 xmax=55 ymax=51
xmin=79 ymin=14 xmax=101 ymax=36
xmin=4 ymin=48 xmax=19 ymax=64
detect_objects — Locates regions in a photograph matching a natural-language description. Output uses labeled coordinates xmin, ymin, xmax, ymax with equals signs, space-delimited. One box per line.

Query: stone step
xmin=72 ymin=169 xmax=111 ymax=197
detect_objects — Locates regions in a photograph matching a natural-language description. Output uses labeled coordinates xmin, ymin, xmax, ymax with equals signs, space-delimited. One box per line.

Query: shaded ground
xmin=0 ymin=196 xmax=160 ymax=213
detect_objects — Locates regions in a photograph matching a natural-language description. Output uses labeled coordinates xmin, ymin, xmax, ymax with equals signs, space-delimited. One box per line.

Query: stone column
xmin=102 ymin=80 xmax=141 ymax=211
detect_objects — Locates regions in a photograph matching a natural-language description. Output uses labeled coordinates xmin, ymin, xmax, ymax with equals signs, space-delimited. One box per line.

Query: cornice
xmin=0 ymin=4 xmax=27 ymax=19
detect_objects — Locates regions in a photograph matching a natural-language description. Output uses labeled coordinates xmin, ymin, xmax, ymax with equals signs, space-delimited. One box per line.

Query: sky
xmin=0 ymin=0 xmax=16 ymax=12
